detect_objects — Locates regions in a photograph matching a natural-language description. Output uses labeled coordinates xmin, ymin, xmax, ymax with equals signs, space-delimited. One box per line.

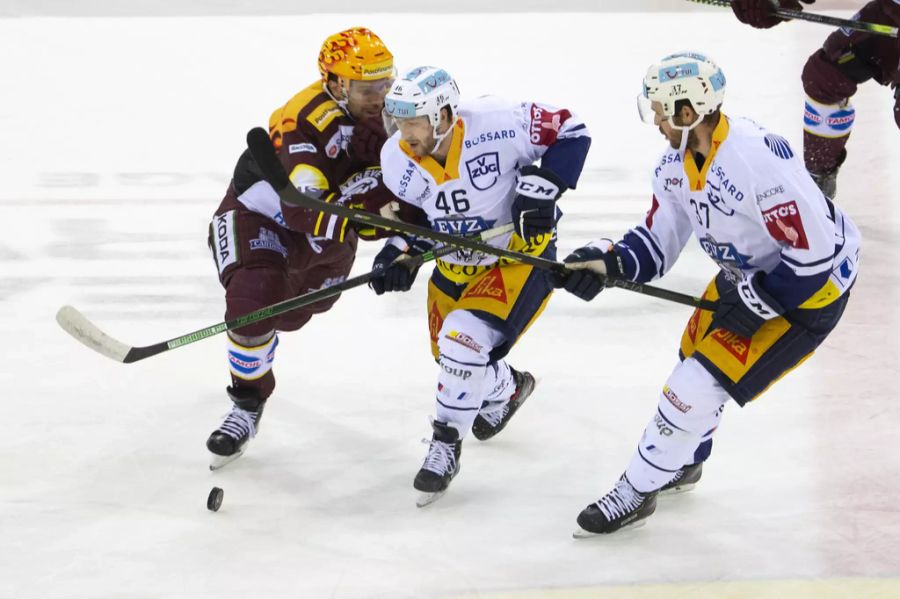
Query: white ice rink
xmin=2 ymin=3 xmax=899 ymax=598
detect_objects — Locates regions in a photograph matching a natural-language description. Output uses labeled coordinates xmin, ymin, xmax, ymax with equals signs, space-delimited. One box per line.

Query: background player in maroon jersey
xmin=731 ymin=0 xmax=900 ymax=198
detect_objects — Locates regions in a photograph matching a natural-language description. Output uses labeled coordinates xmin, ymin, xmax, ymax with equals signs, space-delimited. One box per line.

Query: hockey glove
xmin=712 ymin=272 xmax=784 ymax=339
xmin=554 ymin=241 xmax=623 ymax=302
xmin=370 ymin=236 xmax=433 ymax=295
xmin=512 ymin=165 xmax=567 ymax=240
xmin=731 ymin=0 xmax=814 ymax=29
xmin=349 ymin=117 xmax=389 ymax=165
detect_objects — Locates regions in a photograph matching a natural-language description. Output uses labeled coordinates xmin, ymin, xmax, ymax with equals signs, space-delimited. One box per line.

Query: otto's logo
xmin=529 ymin=104 xmax=571 ymax=146
xmin=711 ymin=328 xmax=751 ymax=364
xmin=465 ymin=152 xmax=500 ymax=190
xmin=762 ymin=201 xmax=809 ymax=249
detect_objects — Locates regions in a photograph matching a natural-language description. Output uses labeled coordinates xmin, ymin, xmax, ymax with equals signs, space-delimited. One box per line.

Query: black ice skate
xmin=573 ymin=475 xmax=658 ymax=537
xmin=414 ymin=421 xmax=461 ymax=507
xmin=471 ymin=368 xmax=536 ymax=441
xmin=659 ymin=462 xmax=703 ymax=496
xmin=808 ymin=149 xmax=846 ymax=200
xmin=206 ymin=386 xmax=266 ymax=471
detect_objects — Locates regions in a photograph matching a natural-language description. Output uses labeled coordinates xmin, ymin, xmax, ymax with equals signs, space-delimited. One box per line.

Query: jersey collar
xmin=399 ymin=119 xmax=465 ymax=184
xmin=683 ymin=114 xmax=729 ymax=192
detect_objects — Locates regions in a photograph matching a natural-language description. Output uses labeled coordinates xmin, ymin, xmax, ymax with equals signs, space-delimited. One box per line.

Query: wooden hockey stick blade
xmin=56 ymin=305 xmax=141 ymax=363
xmin=686 ymin=0 xmax=898 ymax=37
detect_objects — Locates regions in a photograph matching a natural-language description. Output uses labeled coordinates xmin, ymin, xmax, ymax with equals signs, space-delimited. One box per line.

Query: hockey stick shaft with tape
xmin=56 ymin=224 xmax=512 ymax=364
xmin=687 ymin=0 xmax=898 ymax=37
xmin=245 ymin=127 xmax=718 ymax=312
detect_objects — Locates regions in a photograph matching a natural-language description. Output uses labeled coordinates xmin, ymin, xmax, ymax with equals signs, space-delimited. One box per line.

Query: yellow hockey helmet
xmin=317 ymin=27 xmax=394 ymax=83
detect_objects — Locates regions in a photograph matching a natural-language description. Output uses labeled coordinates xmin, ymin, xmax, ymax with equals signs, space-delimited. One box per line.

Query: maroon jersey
xmin=223 ymin=81 xmax=396 ymax=242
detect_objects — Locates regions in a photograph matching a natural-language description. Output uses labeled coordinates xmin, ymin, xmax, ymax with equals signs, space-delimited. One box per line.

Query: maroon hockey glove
xmin=731 ymin=0 xmax=814 ymax=29
xmin=349 ymin=117 xmax=388 ymax=165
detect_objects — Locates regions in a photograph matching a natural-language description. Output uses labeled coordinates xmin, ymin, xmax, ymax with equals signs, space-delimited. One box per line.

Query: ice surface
xmin=1 ymin=7 xmax=899 ymax=599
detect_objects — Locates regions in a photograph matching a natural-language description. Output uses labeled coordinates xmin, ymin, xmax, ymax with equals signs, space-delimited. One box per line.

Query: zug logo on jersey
xmin=433 ymin=216 xmax=494 ymax=235
xmin=465 ymin=152 xmax=500 ymax=190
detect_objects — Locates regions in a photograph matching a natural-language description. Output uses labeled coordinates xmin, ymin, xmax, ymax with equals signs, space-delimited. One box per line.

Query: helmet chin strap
xmin=430 ymin=116 xmax=458 ymax=154
xmin=668 ymin=113 xmax=705 ymax=153
xmin=323 ymin=79 xmax=354 ymax=119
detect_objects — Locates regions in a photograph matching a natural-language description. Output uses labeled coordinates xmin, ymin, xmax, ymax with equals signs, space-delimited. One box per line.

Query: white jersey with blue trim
xmin=380 ymin=95 xmax=589 ymax=268
xmin=618 ymin=115 xmax=859 ymax=307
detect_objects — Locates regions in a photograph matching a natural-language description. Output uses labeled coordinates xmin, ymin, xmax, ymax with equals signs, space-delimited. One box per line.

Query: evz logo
xmin=465 ymin=152 xmax=500 ymax=190
xmin=699 ymin=235 xmax=753 ymax=272
xmin=433 ymin=216 xmax=493 ymax=235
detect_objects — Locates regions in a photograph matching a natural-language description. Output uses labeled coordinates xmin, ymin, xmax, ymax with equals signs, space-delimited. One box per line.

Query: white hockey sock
xmin=625 ymin=358 xmax=728 ymax=493
xmin=434 ymin=311 xmax=505 ymax=437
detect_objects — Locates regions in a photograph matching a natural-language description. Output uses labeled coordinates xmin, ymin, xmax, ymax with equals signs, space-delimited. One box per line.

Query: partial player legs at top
xmin=800 ymin=0 xmax=900 ymax=198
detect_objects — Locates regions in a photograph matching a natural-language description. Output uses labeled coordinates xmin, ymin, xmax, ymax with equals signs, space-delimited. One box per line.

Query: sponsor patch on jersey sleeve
xmin=762 ymin=200 xmax=809 ymax=249
xmin=528 ymin=103 xmax=572 ymax=146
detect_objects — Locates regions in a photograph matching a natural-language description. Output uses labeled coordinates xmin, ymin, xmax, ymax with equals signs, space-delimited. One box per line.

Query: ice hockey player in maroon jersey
xmin=205 ymin=28 xmax=399 ymax=469
xmin=731 ymin=0 xmax=900 ymax=198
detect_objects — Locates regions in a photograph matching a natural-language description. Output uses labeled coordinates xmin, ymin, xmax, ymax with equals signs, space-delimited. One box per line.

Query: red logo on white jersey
xmin=529 ymin=104 xmax=571 ymax=146
xmin=762 ymin=200 xmax=809 ymax=249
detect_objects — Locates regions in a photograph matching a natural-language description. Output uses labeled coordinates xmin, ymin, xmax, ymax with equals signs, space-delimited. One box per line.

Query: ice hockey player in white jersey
xmin=555 ymin=52 xmax=860 ymax=535
xmin=371 ymin=66 xmax=591 ymax=506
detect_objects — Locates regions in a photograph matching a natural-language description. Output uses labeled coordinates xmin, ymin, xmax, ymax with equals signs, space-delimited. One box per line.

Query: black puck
xmin=207 ymin=486 xmax=224 ymax=512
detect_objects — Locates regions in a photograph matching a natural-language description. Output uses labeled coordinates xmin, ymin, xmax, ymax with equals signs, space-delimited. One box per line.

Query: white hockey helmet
xmin=637 ymin=52 xmax=726 ymax=148
xmin=383 ymin=66 xmax=460 ymax=147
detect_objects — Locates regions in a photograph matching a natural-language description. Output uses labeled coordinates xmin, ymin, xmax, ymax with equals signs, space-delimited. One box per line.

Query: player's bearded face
xmin=345 ymin=78 xmax=393 ymax=121
xmin=652 ymin=101 xmax=696 ymax=149
xmin=395 ymin=116 xmax=435 ymax=158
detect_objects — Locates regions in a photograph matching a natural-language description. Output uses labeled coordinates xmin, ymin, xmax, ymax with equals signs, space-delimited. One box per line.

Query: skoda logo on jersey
xmin=706 ymin=181 xmax=736 ymax=217
xmin=434 ymin=216 xmax=494 ymax=235
xmin=699 ymin=235 xmax=754 ymax=270
xmin=465 ymin=152 xmax=500 ymax=190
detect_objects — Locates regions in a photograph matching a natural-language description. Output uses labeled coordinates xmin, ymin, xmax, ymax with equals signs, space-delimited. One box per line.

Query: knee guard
xmin=625 ymin=358 xmax=728 ymax=493
xmin=227 ymin=331 xmax=278 ymax=399
xmin=225 ymin=266 xmax=289 ymax=338
xmin=434 ymin=311 xmax=501 ymax=432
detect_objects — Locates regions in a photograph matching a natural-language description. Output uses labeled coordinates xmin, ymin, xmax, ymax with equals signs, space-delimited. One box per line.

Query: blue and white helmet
xmin=641 ymin=52 xmax=726 ymax=119
xmin=637 ymin=52 xmax=726 ymax=150
xmin=383 ymin=66 xmax=460 ymax=143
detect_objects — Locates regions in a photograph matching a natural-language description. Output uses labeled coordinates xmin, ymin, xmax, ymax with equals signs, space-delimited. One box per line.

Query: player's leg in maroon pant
xmin=801 ymin=0 xmax=900 ymax=197
xmin=205 ymin=203 xmax=356 ymax=465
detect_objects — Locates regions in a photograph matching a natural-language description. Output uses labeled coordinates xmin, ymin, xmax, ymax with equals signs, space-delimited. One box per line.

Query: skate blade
xmin=658 ymin=482 xmax=697 ymax=496
xmin=209 ymin=450 xmax=244 ymax=471
xmin=416 ymin=490 xmax=447 ymax=508
xmin=572 ymin=518 xmax=648 ymax=539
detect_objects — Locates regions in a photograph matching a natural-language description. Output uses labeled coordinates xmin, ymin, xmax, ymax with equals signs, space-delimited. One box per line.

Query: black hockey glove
xmin=712 ymin=272 xmax=784 ymax=339
xmin=349 ymin=117 xmax=389 ymax=165
xmin=553 ymin=241 xmax=623 ymax=302
xmin=369 ymin=237 xmax=432 ymax=295
xmin=731 ymin=0 xmax=815 ymax=29
xmin=512 ymin=165 xmax=567 ymax=239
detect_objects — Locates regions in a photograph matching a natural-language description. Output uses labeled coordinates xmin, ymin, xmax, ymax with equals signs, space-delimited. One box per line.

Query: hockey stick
xmin=245 ymin=127 xmax=718 ymax=312
xmin=687 ymin=0 xmax=898 ymax=37
xmin=55 ymin=224 xmax=512 ymax=364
